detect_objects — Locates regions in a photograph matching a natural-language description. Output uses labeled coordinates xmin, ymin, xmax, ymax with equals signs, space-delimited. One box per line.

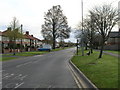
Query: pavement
xmin=1 ymin=48 xmax=79 ymax=88
xmin=103 ymin=51 xmax=120 ymax=58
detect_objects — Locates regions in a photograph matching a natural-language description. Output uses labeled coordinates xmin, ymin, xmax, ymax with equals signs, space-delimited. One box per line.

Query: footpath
xmin=103 ymin=51 xmax=120 ymax=58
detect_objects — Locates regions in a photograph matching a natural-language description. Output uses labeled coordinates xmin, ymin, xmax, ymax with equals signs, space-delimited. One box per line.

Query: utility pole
xmin=20 ymin=24 xmax=23 ymax=52
xmin=81 ymin=0 xmax=84 ymax=56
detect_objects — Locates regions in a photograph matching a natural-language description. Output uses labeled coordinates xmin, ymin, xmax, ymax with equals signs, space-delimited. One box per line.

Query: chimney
xmin=26 ymin=31 xmax=29 ymax=35
xmin=31 ymin=35 xmax=33 ymax=37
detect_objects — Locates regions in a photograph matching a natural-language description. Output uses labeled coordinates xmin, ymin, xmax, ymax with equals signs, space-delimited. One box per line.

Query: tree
xmin=41 ymin=5 xmax=70 ymax=49
xmin=89 ymin=4 xmax=119 ymax=58
xmin=75 ymin=18 xmax=96 ymax=54
xmin=82 ymin=17 xmax=97 ymax=53
xmin=5 ymin=17 xmax=23 ymax=55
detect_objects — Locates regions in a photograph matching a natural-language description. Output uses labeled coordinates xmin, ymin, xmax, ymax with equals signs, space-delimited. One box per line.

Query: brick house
xmin=0 ymin=30 xmax=42 ymax=53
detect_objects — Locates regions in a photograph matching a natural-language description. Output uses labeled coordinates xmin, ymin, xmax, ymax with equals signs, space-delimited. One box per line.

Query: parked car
xmin=38 ymin=44 xmax=52 ymax=52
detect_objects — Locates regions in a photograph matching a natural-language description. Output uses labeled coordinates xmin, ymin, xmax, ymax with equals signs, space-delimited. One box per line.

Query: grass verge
xmin=71 ymin=50 xmax=118 ymax=88
xmin=1 ymin=47 xmax=73 ymax=61
xmin=0 ymin=57 xmax=17 ymax=61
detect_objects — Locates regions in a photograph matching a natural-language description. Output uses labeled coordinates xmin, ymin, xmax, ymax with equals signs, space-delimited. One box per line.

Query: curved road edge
xmin=68 ymin=59 xmax=98 ymax=89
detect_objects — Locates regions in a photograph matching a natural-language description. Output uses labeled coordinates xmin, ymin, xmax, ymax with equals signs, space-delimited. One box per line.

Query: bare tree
xmin=5 ymin=17 xmax=23 ymax=55
xmin=41 ymin=5 xmax=70 ymax=49
xmin=83 ymin=17 xmax=97 ymax=53
xmin=89 ymin=4 xmax=119 ymax=58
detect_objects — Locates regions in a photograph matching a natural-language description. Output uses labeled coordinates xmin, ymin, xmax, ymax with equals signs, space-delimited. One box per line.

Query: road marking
xmin=13 ymin=74 xmax=22 ymax=79
xmin=16 ymin=62 xmax=32 ymax=68
xmin=2 ymin=73 xmax=14 ymax=79
xmin=48 ymin=85 xmax=52 ymax=88
xmin=3 ymin=73 xmax=9 ymax=77
xmin=20 ymin=75 xmax=28 ymax=80
xmin=14 ymin=82 xmax=24 ymax=88
xmin=33 ymin=55 xmax=43 ymax=57
xmin=67 ymin=62 xmax=81 ymax=88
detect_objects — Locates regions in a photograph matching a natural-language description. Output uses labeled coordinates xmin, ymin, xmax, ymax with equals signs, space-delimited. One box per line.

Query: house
xmin=0 ymin=30 xmax=42 ymax=53
xmin=104 ymin=30 xmax=120 ymax=50
xmin=24 ymin=31 xmax=42 ymax=51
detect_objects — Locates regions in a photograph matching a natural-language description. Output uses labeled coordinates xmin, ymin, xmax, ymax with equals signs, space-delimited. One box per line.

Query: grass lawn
xmin=1 ymin=47 xmax=73 ymax=61
xmin=0 ymin=57 xmax=17 ymax=61
xmin=52 ymin=47 xmax=72 ymax=51
xmin=0 ymin=51 xmax=48 ymax=61
xmin=71 ymin=50 xmax=118 ymax=88
xmin=3 ymin=51 xmax=47 ymax=56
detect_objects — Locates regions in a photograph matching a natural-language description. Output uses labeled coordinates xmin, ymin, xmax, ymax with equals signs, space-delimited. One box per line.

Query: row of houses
xmin=0 ymin=29 xmax=120 ymax=53
xmin=0 ymin=30 xmax=43 ymax=53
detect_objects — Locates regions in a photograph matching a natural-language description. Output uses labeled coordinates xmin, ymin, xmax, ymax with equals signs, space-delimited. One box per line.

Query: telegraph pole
xmin=81 ymin=0 xmax=84 ymax=56
xmin=20 ymin=24 xmax=23 ymax=52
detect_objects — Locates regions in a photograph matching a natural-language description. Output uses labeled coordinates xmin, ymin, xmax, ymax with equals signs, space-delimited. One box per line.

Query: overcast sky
xmin=0 ymin=0 xmax=119 ymax=42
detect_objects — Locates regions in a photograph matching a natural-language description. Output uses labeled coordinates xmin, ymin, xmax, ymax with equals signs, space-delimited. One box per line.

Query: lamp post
xmin=81 ymin=0 xmax=84 ymax=56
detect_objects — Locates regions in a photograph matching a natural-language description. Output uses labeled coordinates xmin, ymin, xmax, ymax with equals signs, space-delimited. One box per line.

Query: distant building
xmin=104 ymin=30 xmax=120 ymax=50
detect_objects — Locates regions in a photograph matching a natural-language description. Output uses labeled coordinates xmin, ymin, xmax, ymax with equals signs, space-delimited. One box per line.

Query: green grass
xmin=71 ymin=50 xmax=118 ymax=88
xmin=1 ymin=47 xmax=73 ymax=61
xmin=3 ymin=51 xmax=47 ymax=56
xmin=1 ymin=51 xmax=48 ymax=61
xmin=52 ymin=47 xmax=71 ymax=51
xmin=0 ymin=57 xmax=17 ymax=61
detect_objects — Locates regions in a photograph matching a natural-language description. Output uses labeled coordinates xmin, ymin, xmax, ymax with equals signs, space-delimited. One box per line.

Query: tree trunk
xmin=2 ymin=42 xmax=4 ymax=53
xmin=98 ymin=42 xmax=104 ymax=58
xmin=85 ymin=43 xmax=87 ymax=50
xmin=89 ymin=40 xmax=93 ymax=54
xmin=90 ymin=48 xmax=93 ymax=53
xmin=52 ymin=21 xmax=56 ymax=49
xmin=53 ymin=37 xmax=56 ymax=49
xmin=13 ymin=39 xmax=16 ymax=55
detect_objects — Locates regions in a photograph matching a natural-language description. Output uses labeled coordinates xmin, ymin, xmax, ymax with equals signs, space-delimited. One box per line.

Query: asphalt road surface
xmin=2 ymin=48 xmax=78 ymax=88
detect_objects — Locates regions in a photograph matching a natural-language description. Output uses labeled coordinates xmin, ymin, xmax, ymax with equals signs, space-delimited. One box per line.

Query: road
xmin=2 ymin=48 xmax=78 ymax=88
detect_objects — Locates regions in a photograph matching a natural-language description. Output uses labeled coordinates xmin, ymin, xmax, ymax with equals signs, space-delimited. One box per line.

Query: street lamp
xmin=81 ymin=0 xmax=84 ymax=56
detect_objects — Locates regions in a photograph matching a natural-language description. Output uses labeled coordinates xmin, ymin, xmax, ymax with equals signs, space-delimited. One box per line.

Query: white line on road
xmin=14 ymin=82 xmax=24 ymax=88
xmin=3 ymin=73 xmax=9 ymax=77
xmin=2 ymin=73 xmax=14 ymax=79
xmin=67 ymin=62 xmax=82 ymax=88
xmin=33 ymin=55 xmax=43 ymax=57
xmin=16 ymin=61 xmax=32 ymax=68
xmin=20 ymin=75 xmax=28 ymax=80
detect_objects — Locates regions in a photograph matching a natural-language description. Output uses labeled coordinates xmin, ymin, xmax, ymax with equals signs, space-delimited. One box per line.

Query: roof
xmin=109 ymin=31 xmax=120 ymax=38
xmin=1 ymin=30 xmax=42 ymax=41
xmin=24 ymin=34 xmax=35 ymax=40
xmin=24 ymin=34 xmax=41 ymax=41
